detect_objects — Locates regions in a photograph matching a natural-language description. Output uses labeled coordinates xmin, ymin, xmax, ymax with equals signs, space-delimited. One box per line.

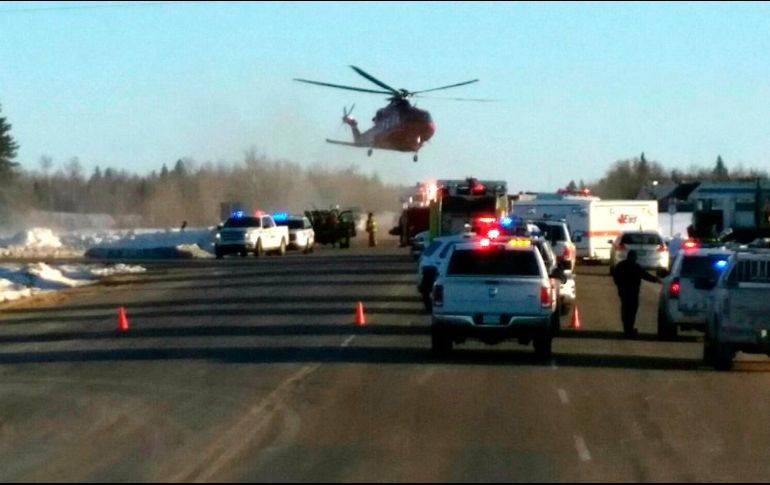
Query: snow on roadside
xmin=0 ymin=227 xmax=217 ymax=259
xmin=0 ymin=263 xmax=146 ymax=304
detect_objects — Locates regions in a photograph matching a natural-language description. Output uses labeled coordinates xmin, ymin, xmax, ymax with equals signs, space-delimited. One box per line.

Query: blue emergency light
xmin=231 ymin=210 xmax=245 ymax=218
xmin=273 ymin=212 xmax=289 ymax=222
xmin=500 ymin=216 xmax=514 ymax=227
xmin=715 ymin=260 xmax=729 ymax=271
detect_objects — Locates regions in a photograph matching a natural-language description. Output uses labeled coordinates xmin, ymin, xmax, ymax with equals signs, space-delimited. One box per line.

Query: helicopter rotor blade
xmin=294 ymin=78 xmax=392 ymax=95
xmin=411 ymin=79 xmax=479 ymax=95
xmin=349 ymin=66 xmax=400 ymax=95
xmin=413 ymin=94 xmax=498 ymax=102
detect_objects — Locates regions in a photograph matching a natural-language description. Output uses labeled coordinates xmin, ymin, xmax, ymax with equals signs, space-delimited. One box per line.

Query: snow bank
xmin=82 ymin=228 xmax=216 ymax=259
xmin=0 ymin=263 xmax=146 ymax=304
xmin=0 ymin=226 xmax=217 ymax=259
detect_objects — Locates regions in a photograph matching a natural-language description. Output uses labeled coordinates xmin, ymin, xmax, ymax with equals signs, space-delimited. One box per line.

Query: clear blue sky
xmin=1 ymin=1 xmax=769 ymax=191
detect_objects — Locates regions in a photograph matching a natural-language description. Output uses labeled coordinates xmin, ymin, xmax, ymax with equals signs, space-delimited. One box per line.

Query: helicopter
xmin=294 ymin=66 xmax=487 ymax=162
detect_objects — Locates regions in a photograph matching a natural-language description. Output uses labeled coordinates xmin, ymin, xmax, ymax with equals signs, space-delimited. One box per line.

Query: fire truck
xmin=428 ymin=178 xmax=508 ymax=240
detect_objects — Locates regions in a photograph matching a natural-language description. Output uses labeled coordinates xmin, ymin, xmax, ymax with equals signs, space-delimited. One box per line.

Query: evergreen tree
xmin=713 ymin=155 xmax=729 ymax=181
xmin=0 ymin=104 xmax=19 ymax=183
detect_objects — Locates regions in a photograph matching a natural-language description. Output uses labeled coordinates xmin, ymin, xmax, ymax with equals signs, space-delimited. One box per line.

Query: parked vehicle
xmin=274 ymin=213 xmax=315 ymax=253
xmin=431 ymin=239 xmax=559 ymax=358
xmin=305 ymin=209 xmax=357 ymax=248
xmin=609 ymin=231 xmax=669 ymax=276
xmin=510 ymin=193 xmax=658 ymax=262
xmin=416 ymin=233 xmax=478 ymax=311
xmin=215 ymin=213 xmax=289 ymax=258
xmin=704 ymin=249 xmax=770 ymax=370
xmin=657 ymin=246 xmax=732 ymax=339
xmin=531 ymin=220 xmax=577 ymax=272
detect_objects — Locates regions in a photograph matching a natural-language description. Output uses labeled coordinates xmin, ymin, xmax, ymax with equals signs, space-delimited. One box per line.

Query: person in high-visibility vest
xmin=366 ymin=212 xmax=378 ymax=247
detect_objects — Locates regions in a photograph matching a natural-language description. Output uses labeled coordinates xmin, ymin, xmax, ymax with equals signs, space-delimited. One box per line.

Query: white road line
xmin=574 ymin=435 xmax=592 ymax=462
xmin=166 ymin=363 xmax=321 ymax=482
xmin=341 ymin=335 xmax=355 ymax=347
xmin=550 ymin=359 xmax=558 ymax=370
xmin=557 ymin=388 xmax=570 ymax=405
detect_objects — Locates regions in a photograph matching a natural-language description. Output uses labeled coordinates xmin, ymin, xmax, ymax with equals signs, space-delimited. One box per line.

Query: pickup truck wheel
xmin=533 ymin=335 xmax=553 ymax=359
xmin=714 ymin=343 xmax=734 ymax=371
xmin=215 ymin=249 xmax=224 ymax=259
xmin=278 ymin=239 xmax=286 ymax=256
xmin=254 ymin=240 xmax=263 ymax=258
xmin=239 ymin=251 xmax=248 ymax=258
xmin=303 ymin=241 xmax=311 ymax=254
xmin=431 ymin=329 xmax=452 ymax=355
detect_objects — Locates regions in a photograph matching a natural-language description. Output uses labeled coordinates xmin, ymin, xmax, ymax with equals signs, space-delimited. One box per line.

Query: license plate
xmin=482 ymin=314 xmax=499 ymax=325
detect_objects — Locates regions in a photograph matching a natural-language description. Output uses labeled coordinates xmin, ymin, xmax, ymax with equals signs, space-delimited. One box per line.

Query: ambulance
xmin=510 ymin=193 xmax=658 ymax=262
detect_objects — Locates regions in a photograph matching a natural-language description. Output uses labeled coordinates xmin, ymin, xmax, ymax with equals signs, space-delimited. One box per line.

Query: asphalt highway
xmin=1 ymin=244 xmax=770 ymax=482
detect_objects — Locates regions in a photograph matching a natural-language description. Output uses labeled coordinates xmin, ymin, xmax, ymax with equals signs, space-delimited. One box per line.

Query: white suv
xmin=657 ymin=247 xmax=732 ymax=339
xmin=275 ymin=214 xmax=315 ymax=253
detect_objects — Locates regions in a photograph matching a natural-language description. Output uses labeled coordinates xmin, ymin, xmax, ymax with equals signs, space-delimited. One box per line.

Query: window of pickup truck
xmin=224 ymin=217 xmax=261 ymax=228
xmin=727 ymin=259 xmax=770 ymax=284
xmin=447 ymin=248 xmax=541 ymax=276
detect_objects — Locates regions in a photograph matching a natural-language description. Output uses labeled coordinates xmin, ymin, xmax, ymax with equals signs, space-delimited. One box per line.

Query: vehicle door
xmin=262 ymin=216 xmax=276 ymax=247
xmin=721 ymin=258 xmax=770 ymax=335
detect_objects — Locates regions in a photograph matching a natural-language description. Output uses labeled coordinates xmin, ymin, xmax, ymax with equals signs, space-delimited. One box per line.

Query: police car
xmin=273 ymin=213 xmax=315 ymax=253
xmin=657 ymin=242 xmax=732 ymax=340
xmin=417 ymin=233 xmax=478 ymax=311
xmin=704 ymin=249 xmax=770 ymax=370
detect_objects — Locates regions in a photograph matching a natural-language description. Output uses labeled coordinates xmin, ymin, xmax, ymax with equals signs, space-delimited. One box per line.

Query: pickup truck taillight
xmin=433 ymin=284 xmax=444 ymax=307
xmin=562 ymin=245 xmax=574 ymax=261
xmin=668 ymin=278 xmax=681 ymax=299
xmin=540 ymin=284 xmax=552 ymax=309
xmin=616 ymin=243 xmax=626 ymax=252
xmin=657 ymin=244 xmax=668 ymax=253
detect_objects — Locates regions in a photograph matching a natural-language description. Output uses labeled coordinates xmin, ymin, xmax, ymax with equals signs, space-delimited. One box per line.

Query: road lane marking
xmin=574 ymin=435 xmax=592 ymax=462
xmin=341 ymin=335 xmax=355 ymax=347
xmin=550 ymin=359 xmax=558 ymax=370
xmin=166 ymin=363 xmax=321 ymax=482
xmin=557 ymin=388 xmax=570 ymax=405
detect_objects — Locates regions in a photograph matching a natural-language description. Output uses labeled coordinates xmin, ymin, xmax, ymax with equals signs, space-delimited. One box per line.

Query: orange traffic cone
xmin=570 ymin=305 xmax=581 ymax=330
xmin=117 ymin=306 xmax=129 ymax=332
xmin=354 ymin=301 xmax=366 ymax=326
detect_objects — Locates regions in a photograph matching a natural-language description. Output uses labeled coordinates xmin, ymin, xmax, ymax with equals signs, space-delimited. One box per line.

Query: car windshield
xmin=223 ymin=217 xmax=261 ymax=228
xmin=680 ymin=255 xmax=729 ymax=279
xmin=535 ymin=223 xmax=567 ymax=243
xmin=621 ymin=233 xmax=662 ymax=245
xmin=447 ymin=248 xmax=541 ymax=276
xmin=276 ymin=220 xmax=305 ymax=230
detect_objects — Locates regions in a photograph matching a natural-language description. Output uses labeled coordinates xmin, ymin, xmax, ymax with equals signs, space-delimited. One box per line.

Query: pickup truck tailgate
xmin=442 ymin=277 xmax=543 ymax=316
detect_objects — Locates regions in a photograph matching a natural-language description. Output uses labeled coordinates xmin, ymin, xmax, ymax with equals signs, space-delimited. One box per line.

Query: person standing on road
xmin=612 ymin=250 xmax=661 ymax=338
xmin=366 ymin=212 xmax=378 ymax=247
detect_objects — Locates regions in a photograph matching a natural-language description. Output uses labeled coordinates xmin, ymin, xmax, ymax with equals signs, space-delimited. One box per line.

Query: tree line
xmin=568 ymin=153 xmax=769 ymax=200
xmin=0 ymin=105 xmax=408 ymax=228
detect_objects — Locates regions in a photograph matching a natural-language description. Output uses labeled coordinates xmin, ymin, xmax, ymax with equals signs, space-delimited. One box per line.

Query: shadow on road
xmin=2 ymin=295 xmax=423 ymax=315
xmin=0 ymin=344 xmax=749 ymax=372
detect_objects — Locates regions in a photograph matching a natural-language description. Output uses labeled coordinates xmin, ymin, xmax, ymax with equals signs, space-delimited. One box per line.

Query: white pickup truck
xmin=431 ymin=239 xmax=559 ymax=358
xmin=704 ymin=250 xmax=770 ymax=370
xmin=215 ymin=214 xmax=289 ymax=258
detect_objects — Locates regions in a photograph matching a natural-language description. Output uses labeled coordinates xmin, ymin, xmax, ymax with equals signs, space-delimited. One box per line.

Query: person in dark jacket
xmin=612 ymin=250 xmax=661 ymax=337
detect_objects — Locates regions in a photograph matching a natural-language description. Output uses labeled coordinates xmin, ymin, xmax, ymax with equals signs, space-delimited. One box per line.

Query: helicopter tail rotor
xmin=341 ymin=104 xmax=357 ymax=127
